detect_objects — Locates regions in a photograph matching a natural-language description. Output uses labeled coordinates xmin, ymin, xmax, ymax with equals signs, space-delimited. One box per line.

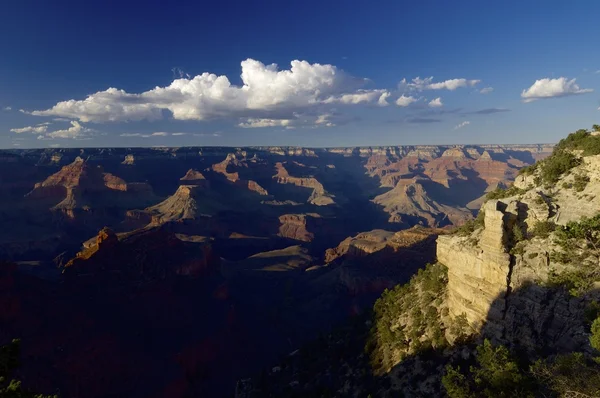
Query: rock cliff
xmin=438 ymin=151 xmax=600 ymax=352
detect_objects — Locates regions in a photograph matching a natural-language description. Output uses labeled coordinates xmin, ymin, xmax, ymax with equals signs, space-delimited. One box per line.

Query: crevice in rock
xmin=503 ymin=253 xmax=515 ymax=321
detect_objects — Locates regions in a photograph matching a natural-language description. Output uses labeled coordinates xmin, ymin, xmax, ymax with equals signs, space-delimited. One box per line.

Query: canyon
xmin=0 ymin=143 xmax=552 ymax=397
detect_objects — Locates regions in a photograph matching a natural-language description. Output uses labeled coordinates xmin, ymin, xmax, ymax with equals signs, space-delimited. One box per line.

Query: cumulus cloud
xmin=400 ymin=76 xmax=480 ymax=92
xmin=428 ymin=97 xmax=443 ymax=107
xmin=171 ymin=132 xmax=188 ymax=136
xmin=377 ymin=92 xmax=391 ymax=106
xmin=521 ymin=77 xmax=593 ymax=102
xmin=46 ymin=121 xmax=92 ymax=139
xmin=3 ymin=106 xmax=11 ymax=111
xmin=395 ymin=95 xmax=419 ymax=107
xmin=454 ymin=121 xmax=470 ymax=130
xmin=29 ymin=59 xmax=383 ymax=125
xmin=479 ymin=87 xmax=494 ymax=94
xmin=10 ymin=124 xmax=49 ymax=134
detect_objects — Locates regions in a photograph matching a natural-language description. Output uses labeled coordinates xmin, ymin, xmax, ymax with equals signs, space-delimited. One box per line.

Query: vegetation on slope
xmin=443 ymin=338 xmax=600 ymax=398
xmin=549 ymin=213 xmax=600 ymax=296
xmin=520 ymin=126 xmax=600 ymax=184
xmin=0 ymin=339 xmax=58 ymax=397
xmin=367 ymin=263 xmax=466 ymax=374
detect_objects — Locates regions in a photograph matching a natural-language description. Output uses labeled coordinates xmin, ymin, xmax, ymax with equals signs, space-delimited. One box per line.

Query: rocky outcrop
xmin=180 ymin=169 xmax=210 ymax=188
xmin=437 ymin=153 xmax=600 ymax=351
xmin=65 ymin=226 xmax=219 ymax=279
xmin=273 ymin=162 xmax=335 ymax=205
xmin=25 ymin=157 xmax=155 ymax=212
xmin=437 ymin=200 xmax=516 ymax=328
xmin=277 ymin=213 xmax=321 ymax=242
xmin=325 ymin=226 xmax=441 ymax=264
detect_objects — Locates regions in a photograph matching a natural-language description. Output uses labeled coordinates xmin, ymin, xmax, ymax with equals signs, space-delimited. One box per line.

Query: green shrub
xmin=573 ymin=173 xmax=591 ymax=192
xmin=531 ymin=352 xmax=600 ymax=397
xmin=540 ymin=151 xmax=581 ymax=183
xmin=453 ymin=210 xmax=485 ymax=236
xmin=443 ymin=339 xmax=535 ymax=398
xmin=518 ymin=164 xmax=537 ymax=176
xmin=529 ymin=220 xmax=556 ymax=238
xmin=486 ymin=186 xmax=527 ymax=200
xmin=591 ymin=317 xmax=600 ymax=353
xmin=0 ymin=339 xmax=58 ymax=397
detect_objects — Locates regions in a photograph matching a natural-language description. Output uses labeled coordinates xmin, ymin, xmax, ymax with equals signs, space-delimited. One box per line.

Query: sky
xmin=1 ymin=0 xmax=600 ymax=149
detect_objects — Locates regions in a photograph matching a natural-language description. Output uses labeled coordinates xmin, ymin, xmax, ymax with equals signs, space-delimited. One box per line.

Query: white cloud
xmin=395 ymin=95 xmax=419 ymax=107
xmin=521 ymin=77 xmax=593 ymax=103
xmin=479 ymin=87 xmax=494 ymax=94
xmin=46 ymin=121 xmax=92 ymax=139
xmin=3 ymin=106 xmax=11 ymax=111
xmin=454 ymin=121 xmax=470 ymax=130
xmin=172 ymin=132 xmax=188 ymax=136
xmin=29 ymin=59 xmax=380 ymax=124
xmin=400 ymin=76 xmax=480 ymax=92
xmin=10 ymin=124 xmax=49 ymax=134
xmin=315 ymin=113 xmax=337 ymax=127
xmin=120 ymin=132 xmax=170 ymax=138
xmin=323 ymin=89 xmax=389 ymax=105
xmin=377 ymin=92 xmax=391 ymax=107
xmin=428 ymin=97 xmax=443 ymax=107
xmin=238 ymin=118 xmax=293 ymax=128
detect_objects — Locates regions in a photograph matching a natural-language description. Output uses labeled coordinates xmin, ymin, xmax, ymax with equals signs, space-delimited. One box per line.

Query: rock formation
xmin=372 ymin=177 xmax=472 ymax=227
xmin=26 ymin=157 xmax=155 ymax=216
xmin=65 ymin=226 xmax=219 ymax=279
xmin=273 ymin=162 xmax=335 ymax=206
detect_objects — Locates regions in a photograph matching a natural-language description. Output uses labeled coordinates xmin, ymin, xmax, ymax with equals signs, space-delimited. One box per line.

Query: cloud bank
xmin=29 ymin=59 xmax=390 ymax=125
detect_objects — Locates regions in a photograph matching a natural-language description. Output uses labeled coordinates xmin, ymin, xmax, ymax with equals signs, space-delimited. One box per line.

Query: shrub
xmin=453 ymin=210 xmax=485 ymax=236
xmin=518 ymin=164 xmax=537 ymax=176
xmin=573 ymin=173 xmax=590 ymax=192
xmin=531 ymin=352 xmax=600 ymax=397
xmin=443 ymin=340 xmax=535 ymax=398
xmin=486 ymin=186 xmax=527 ymax=200
xmin=529 ymin=220 xmax=556 ymax=238
xmin=540 ymin=150 xmax=581 ymax=183
xmin=591 ymin=317 xmax=600 ymax=353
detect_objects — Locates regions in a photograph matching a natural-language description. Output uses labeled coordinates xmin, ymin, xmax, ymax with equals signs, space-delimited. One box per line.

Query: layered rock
xmin=372 ymin=178 xmax=472 ymax=227
xmin=26 ymin=157 xmax=156 ymax=216
xmin=437 ymin=200 xmax=516 ymax=328
xmin=273 ymin=162 xmax=335 ymax=205
xmin=180 ymin=169 xmax=209 ymax=187
xmin=325 ymin=226 xmax=441 ymax=264
xmin=437 ymin=153 xmax=600 ymax=350
xmin=65 ymin=226 xmax=218 ymax=279
xmin=277 ymin=213 xmax=321 ymax=242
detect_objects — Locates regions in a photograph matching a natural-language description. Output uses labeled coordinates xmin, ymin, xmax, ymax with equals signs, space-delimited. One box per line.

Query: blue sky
xmin=1 ymin=0 xmax=600 ymax=149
